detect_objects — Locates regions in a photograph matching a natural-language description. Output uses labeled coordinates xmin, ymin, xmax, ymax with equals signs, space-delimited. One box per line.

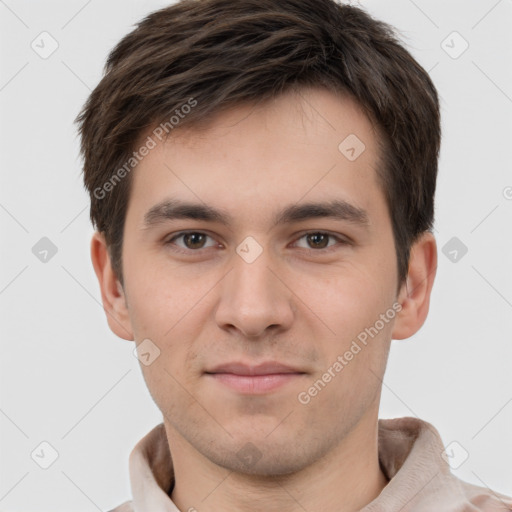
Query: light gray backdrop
xmin=0 ymin=0 xmax=511 ymax=510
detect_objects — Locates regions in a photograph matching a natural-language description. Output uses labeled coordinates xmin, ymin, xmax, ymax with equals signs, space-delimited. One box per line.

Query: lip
xmin=205 ymin=361 xmax=306 ymax=394
xmin=205 ymin=361 xmax=304 ymax=376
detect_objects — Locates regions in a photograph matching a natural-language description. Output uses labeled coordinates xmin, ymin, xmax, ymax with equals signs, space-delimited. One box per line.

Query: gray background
xmin=1 ymin=0 xmax=511 ymax=510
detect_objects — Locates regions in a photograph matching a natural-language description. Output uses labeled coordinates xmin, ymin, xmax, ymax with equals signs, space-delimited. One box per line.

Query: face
xmin=119 ymin=87 xmax=404 ymax=475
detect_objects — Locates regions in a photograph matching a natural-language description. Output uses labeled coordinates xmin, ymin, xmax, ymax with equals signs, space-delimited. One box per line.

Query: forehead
xmin=126 ymin=86 xmax=387 ymax=229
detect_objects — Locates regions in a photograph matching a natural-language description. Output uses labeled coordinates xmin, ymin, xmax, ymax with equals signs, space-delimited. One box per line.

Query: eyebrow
xmin=142 ymin=198 xmax=369 ymax=230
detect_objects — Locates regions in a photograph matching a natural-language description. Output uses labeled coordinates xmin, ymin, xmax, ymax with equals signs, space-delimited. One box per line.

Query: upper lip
xmin=205 ymin=361 xmax=305 ymax=376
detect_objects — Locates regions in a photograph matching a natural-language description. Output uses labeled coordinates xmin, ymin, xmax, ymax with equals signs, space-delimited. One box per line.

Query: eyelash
xmin=164 ymin=231 xmax=351 ymax=255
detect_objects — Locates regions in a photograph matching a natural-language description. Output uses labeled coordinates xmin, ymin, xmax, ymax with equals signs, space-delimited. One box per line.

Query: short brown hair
xmin=76 ymin=0 xmax=441 ymax=289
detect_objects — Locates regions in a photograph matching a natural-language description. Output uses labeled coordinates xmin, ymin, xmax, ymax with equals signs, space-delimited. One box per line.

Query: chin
xmin=218 ymin=446 xmax=313 ymax=477
xmin=200 ymin=429 xmax=330 ymax=478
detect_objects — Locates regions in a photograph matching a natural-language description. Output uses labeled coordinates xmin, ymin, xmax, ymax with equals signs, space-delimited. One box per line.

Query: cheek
xmin=302 ymin=264 xmax=394 ymax=339
xmin=131 ymin=295 xmax=206 ymax=415
xmin=139 ymin=354 xmax=200 ymax=426
xmin=124 ymin=280 xmax=209 ymax=410
xmin=123 ymin=251 xmax=208 ymax=337
xmin=301 ymin=265 xmax=396 ymax=396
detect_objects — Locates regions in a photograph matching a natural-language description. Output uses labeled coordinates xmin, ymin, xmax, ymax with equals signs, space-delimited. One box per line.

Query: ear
xmin=90 ymin=231 xmax=134 ymax=341
xmin=391 ymin=231 xmax=437 ymax=340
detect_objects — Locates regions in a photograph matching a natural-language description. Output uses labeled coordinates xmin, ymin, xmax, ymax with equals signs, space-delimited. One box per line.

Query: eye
xmin=293 ymin=232 xmax=348 ymax=251
xmin=164 ymin=230 xmax=349 ymax=254
xmin=166 ymin=231 xmax=218 ymax=251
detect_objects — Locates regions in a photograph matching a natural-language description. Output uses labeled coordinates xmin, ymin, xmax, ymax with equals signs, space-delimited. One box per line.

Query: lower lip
xmin=206 ymin=373 xmax=303 ymax=394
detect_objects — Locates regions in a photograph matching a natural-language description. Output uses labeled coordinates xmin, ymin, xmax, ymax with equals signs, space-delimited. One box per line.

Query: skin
xmin=91 ymin=86 xmax=437 ymax=512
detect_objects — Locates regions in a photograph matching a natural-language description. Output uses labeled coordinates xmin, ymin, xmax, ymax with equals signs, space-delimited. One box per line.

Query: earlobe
xmin=90 ymin=231 xmax=134 ymax=341
xmin=391 ymin=232 xmax=437 ymax=340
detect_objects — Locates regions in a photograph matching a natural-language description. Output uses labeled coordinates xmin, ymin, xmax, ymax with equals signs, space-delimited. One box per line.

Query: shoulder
xmin=106 ymin=499 xmax=134 ymax=512
xmin=416 ymin=476 xmax=512 ymax=512
xmin=459 ymin=481 xmax=512 ymax=512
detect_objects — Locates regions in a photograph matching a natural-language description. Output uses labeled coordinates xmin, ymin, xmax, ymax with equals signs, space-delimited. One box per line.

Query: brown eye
xmin=306 ymin=233 xmax=330 ymax=249
xmin=183 ymin=233 xmax=207 ymax=249
xmin=166 ymin=232 xmax=217 ymax=251
xmin=293 ymin=231 xmax=349 ymax=252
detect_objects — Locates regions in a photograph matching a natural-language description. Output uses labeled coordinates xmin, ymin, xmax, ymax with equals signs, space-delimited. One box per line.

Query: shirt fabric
xmin=108 ymin=416 xmax=512 ymax=512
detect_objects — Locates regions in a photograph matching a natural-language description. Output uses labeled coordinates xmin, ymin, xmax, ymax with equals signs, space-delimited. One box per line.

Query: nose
xmin=214 ymin=246 xmax=295 ymax=339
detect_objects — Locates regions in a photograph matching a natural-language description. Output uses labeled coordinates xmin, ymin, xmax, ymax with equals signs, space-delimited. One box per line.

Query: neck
xmin=165 ymin=411 xmax=389 ymax=512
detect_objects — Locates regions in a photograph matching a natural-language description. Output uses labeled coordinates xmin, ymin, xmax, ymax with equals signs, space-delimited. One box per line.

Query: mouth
xmin=204 ymin=361 xmax=307 ymax=394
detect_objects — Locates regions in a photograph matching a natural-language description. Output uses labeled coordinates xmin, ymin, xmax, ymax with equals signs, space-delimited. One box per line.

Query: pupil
xmin=185 ymin=233 xmax=205 ymax=249
xmin=308 ymin=233 xmax=328 ymax=248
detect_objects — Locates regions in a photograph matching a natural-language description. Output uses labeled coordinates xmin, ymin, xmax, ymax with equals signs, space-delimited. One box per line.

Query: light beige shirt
xmin=108 ymin=416 xmax=512 ymax=512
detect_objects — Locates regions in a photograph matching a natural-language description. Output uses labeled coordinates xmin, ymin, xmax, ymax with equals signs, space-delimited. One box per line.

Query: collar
xmin=125 ymin=416 xmax=512 ymax=512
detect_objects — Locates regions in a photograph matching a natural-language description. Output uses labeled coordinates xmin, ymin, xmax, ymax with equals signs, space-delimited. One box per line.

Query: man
xmin=76 ymin=0 xmax=512 ymax=510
